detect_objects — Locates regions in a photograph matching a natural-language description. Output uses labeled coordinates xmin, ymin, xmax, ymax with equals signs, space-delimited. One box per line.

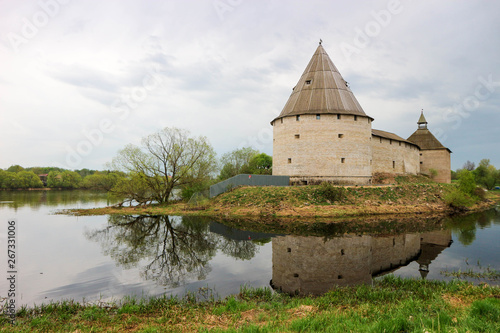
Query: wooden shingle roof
xmin=407 ymin=129 xmax=451 ymax=152
xmin=272 ymin=44 xmax=373 ymax=123
xmin=418 ymin=111 xmax=427 ymax=125
xmin=372 ymin=129 xmax=418 ymax=146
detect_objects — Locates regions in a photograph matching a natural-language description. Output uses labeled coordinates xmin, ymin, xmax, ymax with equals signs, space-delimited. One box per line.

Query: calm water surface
xmin=0 ymin=190 xmax=499 ymax=305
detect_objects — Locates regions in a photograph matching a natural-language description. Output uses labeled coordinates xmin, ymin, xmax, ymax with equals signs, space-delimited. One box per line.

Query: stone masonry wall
xmin=271 ymin=114 xmax=448 ymax=184
xmin=419 ymin=149 xmax=451 ymax=183
xmin=273 ymin=114 xmax=372 ymax=183
xmin=371 ymin=136 xmax=420 ymax=176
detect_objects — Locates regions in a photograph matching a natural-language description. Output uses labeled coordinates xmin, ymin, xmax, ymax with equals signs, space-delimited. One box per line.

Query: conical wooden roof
xmin=272 ymin=44 xmax=372 ymax=123
xmin=418 ymin=111 xmax=427 ymax=125
xmin=408 ymin=111 xmax=451 ymax=152
xmin=407 ymin=129 xmax=451 ymax=152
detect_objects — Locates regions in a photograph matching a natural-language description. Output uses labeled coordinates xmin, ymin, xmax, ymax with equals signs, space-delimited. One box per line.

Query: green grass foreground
xmin=2 ymin=276 xmax=500 ymax=332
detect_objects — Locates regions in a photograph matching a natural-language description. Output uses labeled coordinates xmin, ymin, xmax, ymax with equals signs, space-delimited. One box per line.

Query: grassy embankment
xmin=1 ymin=276 xmax=499 ymax=332
xmin=68 ymin=176 xmax=500 ymax=218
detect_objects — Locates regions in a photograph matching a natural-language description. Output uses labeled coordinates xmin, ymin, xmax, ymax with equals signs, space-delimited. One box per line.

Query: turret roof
xmin=272 ymin=43 xmax=372 ymax=123
xmin=407 ymin=129 xmax=451 ymax=152
xmin=407 ymin=111 xmax=451 ymax=152
xmin=418 ymin=111 xmax=427 ymax=124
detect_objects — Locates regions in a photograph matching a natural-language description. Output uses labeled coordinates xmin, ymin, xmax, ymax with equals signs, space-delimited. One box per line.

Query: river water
xmin=0 ymin=190 xmax=499 ymax=306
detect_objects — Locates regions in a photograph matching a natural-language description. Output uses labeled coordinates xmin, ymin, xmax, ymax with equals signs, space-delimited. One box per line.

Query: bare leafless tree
xmin=109 ymin=127 xmax=217 ymax=204
xmin=463 ymin=160 xmax=475 ymax=171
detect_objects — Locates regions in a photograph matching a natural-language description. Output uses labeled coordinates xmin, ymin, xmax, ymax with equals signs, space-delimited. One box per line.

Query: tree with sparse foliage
xmin=179 ymin=178 xmax=215 ymax=202
xmin=218 ymin=147 xmax=259 ymax=180
xmin=109 ymin=127 xmax=217 ymax=205
xmin=110 ymin=173 xmax=154 ymax=206
xmin=462 ymin=160 xmax=475 ymax=171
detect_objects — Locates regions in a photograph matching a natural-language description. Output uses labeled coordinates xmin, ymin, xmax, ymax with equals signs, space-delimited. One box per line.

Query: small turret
xmin=417 ymin=109 xmax=427 ymax=129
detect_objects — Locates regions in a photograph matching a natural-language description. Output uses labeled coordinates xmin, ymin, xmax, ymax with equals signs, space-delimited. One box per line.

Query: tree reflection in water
xmin=218 ymin=237 xmax=257 ymax=260
xmin=85 ymin=215 xmax=260 ymax=288
xmin=84 ymin=209 xmax=500 ymax=296
xmin=445 ymin=209 xmax=499 ymax=246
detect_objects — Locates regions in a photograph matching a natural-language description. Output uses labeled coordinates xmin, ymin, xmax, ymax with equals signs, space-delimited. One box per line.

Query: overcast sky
xmin=1 ymin=0 xmax=499 ymax=171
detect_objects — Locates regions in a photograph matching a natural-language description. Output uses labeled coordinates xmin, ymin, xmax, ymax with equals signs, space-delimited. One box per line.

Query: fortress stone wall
xmin=371 ymin=135 xmax=420 ymax=176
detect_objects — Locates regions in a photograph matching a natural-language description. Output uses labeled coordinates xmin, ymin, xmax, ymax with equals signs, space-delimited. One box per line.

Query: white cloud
xmin=0 ymin=0 xmax=499 ymax=170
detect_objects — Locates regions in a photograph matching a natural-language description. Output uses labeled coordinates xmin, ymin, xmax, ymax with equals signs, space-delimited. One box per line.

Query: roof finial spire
xmin=319 ymin=39 xmax=322 ymax=45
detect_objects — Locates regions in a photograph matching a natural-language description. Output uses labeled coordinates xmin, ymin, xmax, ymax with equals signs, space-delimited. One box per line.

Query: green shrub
xmin=458 ymin=169 xmax=477 ymax=196
xmin=316 ymin=182 xmax=345 ymax=203
xmin=444 ymin=189 xmax=473 ymax=210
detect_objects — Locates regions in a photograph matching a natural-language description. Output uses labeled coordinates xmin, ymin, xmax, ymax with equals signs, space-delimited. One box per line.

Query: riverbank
xmin=2 ymin=276 xmax=499 ymax=332
xmin=67 ymin=181 xmax=500 ymax=219
xmin=0 ymin=187 xmax=65 ymax=191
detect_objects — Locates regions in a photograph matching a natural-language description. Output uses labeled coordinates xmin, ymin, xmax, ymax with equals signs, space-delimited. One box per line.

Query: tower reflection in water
xmin=271 ymin=230 xmax=452 ymax=296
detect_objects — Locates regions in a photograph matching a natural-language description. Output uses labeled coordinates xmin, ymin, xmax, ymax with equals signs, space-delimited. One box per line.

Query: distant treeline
xmin=1 ymin=145 xmax=273 ymax=202
xmin=0 ymin=165 xmax=125 ymax=190
xmin=452 ymin=159 xmax=500 ymax=190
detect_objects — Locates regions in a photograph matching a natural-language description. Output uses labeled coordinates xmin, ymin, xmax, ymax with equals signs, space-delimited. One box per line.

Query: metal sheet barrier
xmin=209 ymin=174 xmax=290 ymax=198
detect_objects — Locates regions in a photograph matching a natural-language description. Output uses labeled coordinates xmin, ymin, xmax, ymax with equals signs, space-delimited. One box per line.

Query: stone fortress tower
xmin=271 ymin=42 xmax=451 ymax=184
